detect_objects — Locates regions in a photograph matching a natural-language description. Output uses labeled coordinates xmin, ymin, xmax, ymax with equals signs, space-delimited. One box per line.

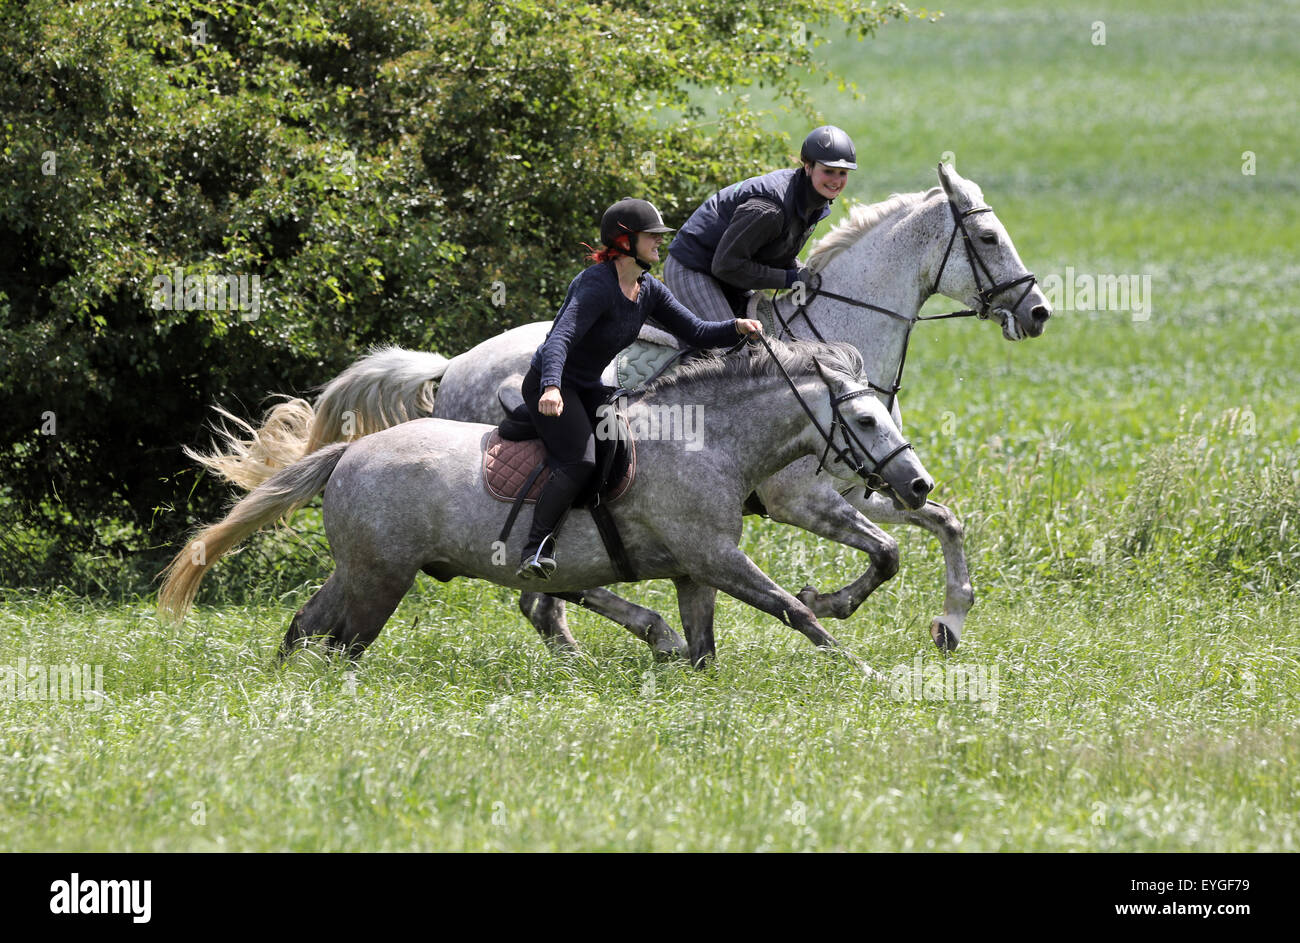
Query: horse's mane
xmin=806 ymin=187 xmax=943 ymax=272
xmin=642 ymin=338 xmax=865 ymax=398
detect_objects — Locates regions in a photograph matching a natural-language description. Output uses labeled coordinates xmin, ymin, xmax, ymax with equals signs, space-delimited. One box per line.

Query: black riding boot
xmin=517 ymin=465 xmax=587 ymax=580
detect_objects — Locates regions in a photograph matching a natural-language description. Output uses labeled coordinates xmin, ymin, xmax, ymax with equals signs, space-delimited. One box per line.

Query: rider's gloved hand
xmin=784 ymin=266 xmax=818 ymax=290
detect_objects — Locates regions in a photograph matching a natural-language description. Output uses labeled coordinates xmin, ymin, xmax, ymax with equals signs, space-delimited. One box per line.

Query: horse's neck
xmin=775 ymin=197 xmax=940 ymax=389
xmin=644 ymin=377 xmax=826 ymax=489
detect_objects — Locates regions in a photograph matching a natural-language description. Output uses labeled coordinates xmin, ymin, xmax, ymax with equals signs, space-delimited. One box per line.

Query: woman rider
xmin=664 ymin=126 xmax=857 ymax=323
xmin=518 ymin=197 xmax=764 ymax=579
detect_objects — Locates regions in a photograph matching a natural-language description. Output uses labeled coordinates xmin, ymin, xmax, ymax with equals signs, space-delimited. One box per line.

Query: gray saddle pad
xmin=615 ymin=338 xmax=683 ymax=389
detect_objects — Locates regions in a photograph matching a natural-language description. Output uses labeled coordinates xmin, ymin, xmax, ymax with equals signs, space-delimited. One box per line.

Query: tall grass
xmin=2 ymin=0 xmax=1298 ymax=851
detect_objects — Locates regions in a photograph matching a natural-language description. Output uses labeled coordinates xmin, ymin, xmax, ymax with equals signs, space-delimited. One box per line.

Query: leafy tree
xmin=0 ymin=0 xmax=924 ymax=588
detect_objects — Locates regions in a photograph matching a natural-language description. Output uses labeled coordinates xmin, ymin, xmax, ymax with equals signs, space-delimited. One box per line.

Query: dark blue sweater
xmin=531 ymin=261 xmax=740 ymax=391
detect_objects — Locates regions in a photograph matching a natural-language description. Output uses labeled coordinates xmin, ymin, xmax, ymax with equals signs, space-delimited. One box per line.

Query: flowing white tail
xmin=158 ymin=443 xmax=351 ymax=619
xmin=187 ymin=346 xmax=449 ymax=490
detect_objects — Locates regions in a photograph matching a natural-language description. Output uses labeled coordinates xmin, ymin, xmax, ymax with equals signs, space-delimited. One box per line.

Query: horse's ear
xmin=937 ymin=162 xmax=958 ymax=199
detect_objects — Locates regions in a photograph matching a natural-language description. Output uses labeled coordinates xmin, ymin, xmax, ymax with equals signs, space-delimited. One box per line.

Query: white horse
xmin=188 ymin=164 xmax=1050 ymax=653
xmin=162 ymin=341 xmax=933 ymax=670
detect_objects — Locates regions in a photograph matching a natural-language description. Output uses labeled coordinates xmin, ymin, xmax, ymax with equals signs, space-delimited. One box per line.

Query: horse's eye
xmin=980 ymin=232 xmax=998 ymax=245
xmin=857 ymin=415 xmax=878 ymax=430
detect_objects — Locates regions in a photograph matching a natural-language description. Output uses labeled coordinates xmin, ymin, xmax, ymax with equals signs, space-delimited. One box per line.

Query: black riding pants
xmin=521 ymin=367 xmax=610 ymax=552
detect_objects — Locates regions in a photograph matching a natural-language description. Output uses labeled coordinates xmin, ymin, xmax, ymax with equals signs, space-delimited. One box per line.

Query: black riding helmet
xmin=600 ymin=198 xmax=674 ymax=271
xmin=800 ymin=125 xmax=858 ymax=170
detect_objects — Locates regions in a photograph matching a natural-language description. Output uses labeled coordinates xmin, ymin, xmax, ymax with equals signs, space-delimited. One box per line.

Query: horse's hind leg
xmin=281 ymin=573 xmax=346 ymax=661
xmin=280 ymin=567 xmax=414 ymax=661
xmin=518 ymin=592 xmax=580 ymax=653
xmin=546 ymin=589 xmax=688 ymax=660
xmin=327 ymin=565 xmax=418 ymax=659
xmin=671 ymin=577 xmax=717 ymax=669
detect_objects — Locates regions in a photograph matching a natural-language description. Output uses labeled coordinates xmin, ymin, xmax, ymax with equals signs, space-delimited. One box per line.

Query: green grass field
xmin=3 ymin=0 xmax=1298 ymax=851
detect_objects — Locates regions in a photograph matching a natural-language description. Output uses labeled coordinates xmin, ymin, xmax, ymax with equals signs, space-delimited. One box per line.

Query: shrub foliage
xmin=0 ymin=0 xmax=914 ymax=585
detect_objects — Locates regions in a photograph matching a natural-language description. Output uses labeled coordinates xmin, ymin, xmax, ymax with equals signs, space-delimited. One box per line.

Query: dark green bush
xmin=0 ymin=0 xmax=917 ymax=589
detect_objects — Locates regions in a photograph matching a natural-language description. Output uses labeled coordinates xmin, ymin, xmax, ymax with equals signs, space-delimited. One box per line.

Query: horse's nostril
xmin=1032 ymin=305 xmax=1051 ymax=323
xmin=912 ymin=477 xmax=932 ymax=496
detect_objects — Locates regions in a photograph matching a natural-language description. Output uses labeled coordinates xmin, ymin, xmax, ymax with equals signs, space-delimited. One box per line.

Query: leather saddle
xmin=482 ymin=384 xmax=636 ymax=507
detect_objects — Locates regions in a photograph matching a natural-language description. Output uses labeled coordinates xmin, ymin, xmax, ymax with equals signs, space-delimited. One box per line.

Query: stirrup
xmin=516 ymin=537 xmax=557 ymax=581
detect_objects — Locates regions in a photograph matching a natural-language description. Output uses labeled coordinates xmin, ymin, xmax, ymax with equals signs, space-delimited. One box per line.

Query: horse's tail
xmin=185 ymin=346 xmax=451 ymax=491
xmin=158 ymin=442 xmax=351 ymax=621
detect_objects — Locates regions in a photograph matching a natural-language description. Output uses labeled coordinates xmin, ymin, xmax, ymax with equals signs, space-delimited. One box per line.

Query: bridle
xmin=615 ymin=332 xmax=916 ymax=499
xmin=932 ymin=201 xmax=1038 ymax=321
xmin=749 ymin=331 xmax=916 ymax=496
xmin=771 ymin=199 xmax=1038 ymax=413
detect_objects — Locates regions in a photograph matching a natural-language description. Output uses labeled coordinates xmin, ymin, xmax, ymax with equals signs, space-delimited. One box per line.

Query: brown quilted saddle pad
xmin=481 ymin=429 xmax=635 ymax=504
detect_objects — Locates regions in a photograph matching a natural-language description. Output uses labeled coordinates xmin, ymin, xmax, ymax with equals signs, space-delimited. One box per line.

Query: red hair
xmin=586 ymin=234 xmax=630 ymax=263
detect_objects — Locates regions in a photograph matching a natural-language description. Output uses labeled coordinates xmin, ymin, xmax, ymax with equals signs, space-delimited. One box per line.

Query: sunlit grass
xmin=2 ymin=0 xmax=1298 ymax=851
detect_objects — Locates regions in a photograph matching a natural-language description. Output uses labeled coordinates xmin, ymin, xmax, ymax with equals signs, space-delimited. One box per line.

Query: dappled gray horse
xmin=161 ymin=340 xmax=933 ymax=669
xmin=189 ymin=164 xmax=1049 ymax=653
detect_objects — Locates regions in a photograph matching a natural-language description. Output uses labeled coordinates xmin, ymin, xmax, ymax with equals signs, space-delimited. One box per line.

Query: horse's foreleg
xmin=686 ymin=544 xmax=876 ymax=676
xmin=671 ymin=576 xmax=717 ymax=669
xmin=542 ymin=589 xmax=688 ymax=660
xmin=757 ymin=482 xmax=900 ymax=620
xmin=518 ymin=591 xmax=580 ymax=653
xmin=858 ymin=494 xmax=972 ymax=651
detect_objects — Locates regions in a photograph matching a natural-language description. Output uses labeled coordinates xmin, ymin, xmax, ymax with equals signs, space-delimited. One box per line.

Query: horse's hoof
xmin=821 ymin=645 xmax=879 ymax=680
xmin=930 ymin=618 xmax=961 ymax=652
xmin=843 ymin=650 xmax=879 ymax=679
xmin=690 ymin=652 xmax=716 ymax=671
xmin=652 ymin=637 xmax=690 ymax=662
xmin=798 ymin=586 xmax=848 ymax=620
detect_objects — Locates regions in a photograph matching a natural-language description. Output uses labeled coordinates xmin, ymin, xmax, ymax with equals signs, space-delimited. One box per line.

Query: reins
xmin=773 ymin=199 xmax=1038 ymax=413
xmin=610 ymin=328 xmax=914 ymax=497
xmin=747 ymin=331 xmax=916 ymax=496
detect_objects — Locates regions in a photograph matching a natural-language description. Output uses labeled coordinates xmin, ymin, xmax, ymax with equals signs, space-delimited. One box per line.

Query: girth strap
xmin=587 ymin=390 xmax=637 ymax=582
xmin=588 ymin=503 xmax=635 ymax=582
xmin=494 ymin=458 xmax=636 ymax=582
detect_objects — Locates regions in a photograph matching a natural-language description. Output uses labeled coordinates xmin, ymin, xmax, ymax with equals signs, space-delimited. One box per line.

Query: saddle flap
xmin=483 ymin=431 xmax=549 ymax=501
xmin=482 ymin=429 xmax=635 ymax=505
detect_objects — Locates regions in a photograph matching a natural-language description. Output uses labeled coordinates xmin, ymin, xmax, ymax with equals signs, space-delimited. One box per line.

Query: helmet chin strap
xmin=622 ymin=230 xmax=652 ymax=271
